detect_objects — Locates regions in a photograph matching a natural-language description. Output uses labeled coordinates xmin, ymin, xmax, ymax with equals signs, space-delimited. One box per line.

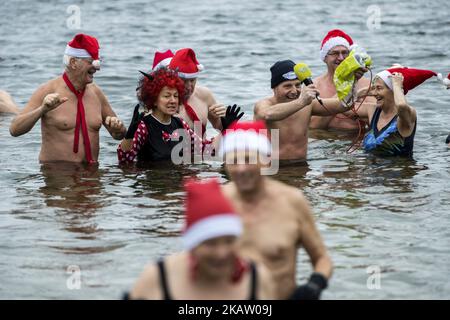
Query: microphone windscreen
xmin=294 ymin=63 xmax=312 ymax=83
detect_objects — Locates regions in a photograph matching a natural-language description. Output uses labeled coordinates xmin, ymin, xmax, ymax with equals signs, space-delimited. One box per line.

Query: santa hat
xmin=437 ymin=72 xmax=450 ymax=86
xmin=219 ymin=120 xmax=271 ymax=156
xmin=183 ymin=179 xmax=242 ymax=250
xmin=64 ymin=34 xmax=100 ymax=69
xmin=169 ymin=48 xmax=204 ymax=79
xmin=376 ymin=67 xmax=437 ymax=94
xmin=320 ymin=29 xmax=353 ymax=61
xmin=152 ymin=49 xmax=174 ymax=71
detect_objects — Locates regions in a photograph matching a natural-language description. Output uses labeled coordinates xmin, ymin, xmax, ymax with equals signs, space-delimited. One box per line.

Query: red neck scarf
xmin=183 ymin=102 xmax=206 ymax=137
xmin=62 ymin=73 xmax=95 ymax=164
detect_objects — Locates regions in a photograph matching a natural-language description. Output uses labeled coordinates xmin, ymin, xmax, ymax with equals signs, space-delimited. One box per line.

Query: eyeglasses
xmin=327 ymin=50 xmax=350 ymax=58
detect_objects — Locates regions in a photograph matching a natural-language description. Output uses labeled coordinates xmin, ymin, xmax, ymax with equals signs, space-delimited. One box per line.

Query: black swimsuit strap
xmin=249 ymin=262 xmax=258 ymax=300
xmin=157 ymin=259 xmax=172 ymax=300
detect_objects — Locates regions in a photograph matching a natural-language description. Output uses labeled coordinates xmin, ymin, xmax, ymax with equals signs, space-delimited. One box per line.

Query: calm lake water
xmin=0 ymin=0 xmax=449 ymax=299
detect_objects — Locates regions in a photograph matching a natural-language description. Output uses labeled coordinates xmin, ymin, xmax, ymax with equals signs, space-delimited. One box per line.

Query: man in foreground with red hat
xmin=254 ymin=59 xmax=367 ymax=161
xmin=360 ymin=66 xmax=436 ymax=156
xmin=220 ymin=120 xmax=333 ymax=299
xmin=9 ymin=34 xmax=126 ymax=164
xmin=168 ymin=48 xmax=236 ymax=136
xmin=0 ymin=90 xmax=20 ymax=114
xmin=127 ymin=178 xmax=275 ymax=300
xmin=310 ymin=29 xmax=375 ymax=131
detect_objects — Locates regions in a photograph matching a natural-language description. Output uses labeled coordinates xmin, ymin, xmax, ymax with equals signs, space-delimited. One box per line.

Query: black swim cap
xmin=270 ymin=60 xmax=297 ymax=88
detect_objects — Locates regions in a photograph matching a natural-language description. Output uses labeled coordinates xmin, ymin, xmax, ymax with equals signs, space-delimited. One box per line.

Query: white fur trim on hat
xmin=375 ymin=70 xmax=393 ymax=90
xmin=64 ymin=45 xmax=92 ymax=58
xmin=320 ymin=36 xmax=351 ymax=61
xmin=152 ymin=57 xmax=173 ymax=71
xmin=176 ymin=64 xmax=204 ymax=79
xmin=177 ymin=71 xmax=200 ymax=79
xmin=219 ymin=130 xmax=272 ymax=157
xmin=183 ymin=214 xmax=242 ymax=250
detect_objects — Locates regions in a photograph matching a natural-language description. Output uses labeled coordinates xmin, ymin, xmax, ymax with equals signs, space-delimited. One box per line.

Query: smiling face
xmin=225 ymin=150 xmax=264 ymax=194
xmin=154 ymin=86 xmax=179 ymax=115
xmin=71 ymin=57 xmax=99 ymax=85
xmin=273 ymin=79 xmax=301 ymax=103
xmin=372 ymin=77 xmax=394 ymax=109
xmin=192 ymin=235 xmax=238 ymax=279
xmin=324 ymin=45 xmax=350 ymax=71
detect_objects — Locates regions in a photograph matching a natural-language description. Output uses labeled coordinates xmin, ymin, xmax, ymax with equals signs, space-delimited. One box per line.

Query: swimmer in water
xmin=154 ymin=48 xmax=228 ymax=138
xmin=9 ymin=34 xmax=126 ymax=164
xmin=126 ymin=178 xmax=275 ymax=300
xmin=310 ymin=29 xmax=375 ymax=131
xmin=117 ymin=67 xmax=242 ymax=164
xmin=357 ymin=67 xmax=436 ymax=157
xmin=254 ymin=59 xmax=367 ymax=160
xmin=220 ymin=120 xmax=333 ymax=300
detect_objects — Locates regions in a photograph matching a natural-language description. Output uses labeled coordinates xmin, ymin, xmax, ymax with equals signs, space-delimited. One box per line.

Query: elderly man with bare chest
xmin=10 ymin=34 xmax=126 ymax=164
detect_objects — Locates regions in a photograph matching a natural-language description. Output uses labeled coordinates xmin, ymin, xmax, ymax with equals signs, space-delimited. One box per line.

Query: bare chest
xmin=43 ymin=88 xmax=103 ymax=131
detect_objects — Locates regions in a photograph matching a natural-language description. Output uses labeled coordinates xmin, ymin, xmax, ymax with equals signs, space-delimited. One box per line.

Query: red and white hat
xmin=65 ymin=34 xmax=100 ymax=69
xmin=320 ymin=29 xmax=354 ymax=61
xmin=183 ymin=179 xmax=242 ymax=250
xmin=152 ymin=49 xmax=174 ymax=71
xmin=169 ymin=48 xmax=204 ymax=79
xmin=437 ymin=72 xmax=450 ymax=86
xmin=219 ymin=120 xmax=271 ymax=157
xmin=376 ymin=67 xmax=437 ymax=94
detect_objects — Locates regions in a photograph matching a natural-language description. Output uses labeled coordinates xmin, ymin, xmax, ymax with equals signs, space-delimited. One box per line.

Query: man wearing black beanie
xmin=254 ymin=59 xmax=366 ymax=161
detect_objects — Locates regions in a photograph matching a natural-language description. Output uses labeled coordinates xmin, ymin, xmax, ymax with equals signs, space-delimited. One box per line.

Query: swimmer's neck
xmin=152 ymin=109 xmax=172 ymax=124
xmin=237 ymin=178 xmax=267 ymax=203
xmin=324 ymin=66 xmax=337 ymax=82
xmin=380 ymin=103 xmax=398 ymax=116
xmin=195 ymin=265 xmax=233 ymax=286
xmin=65 ymin=71 xmax=88 ymax=92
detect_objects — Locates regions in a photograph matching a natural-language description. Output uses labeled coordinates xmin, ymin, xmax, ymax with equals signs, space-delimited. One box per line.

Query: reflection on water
xmin=1 ymin=0 xmax=450 ymax=300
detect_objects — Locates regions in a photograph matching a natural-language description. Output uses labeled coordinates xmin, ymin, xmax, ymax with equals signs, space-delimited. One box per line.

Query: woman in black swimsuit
xmin=125 ymin=179 xmax=274 ymax=300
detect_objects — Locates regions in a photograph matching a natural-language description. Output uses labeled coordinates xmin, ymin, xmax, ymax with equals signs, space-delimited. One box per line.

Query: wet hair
xmin=137 ymin=67 xmax=185 ymax=109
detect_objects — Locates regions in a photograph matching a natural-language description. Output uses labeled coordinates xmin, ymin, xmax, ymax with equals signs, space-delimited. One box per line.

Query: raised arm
xmin=203 ymin=87 xmax=226 ymax=131
xmin=391 ymin=72 xmax=416 ymax=137
xmin=254 ymin=86 xmax=318 ymax=122
xmin=10 ymin=83 xmax=67 ymax=137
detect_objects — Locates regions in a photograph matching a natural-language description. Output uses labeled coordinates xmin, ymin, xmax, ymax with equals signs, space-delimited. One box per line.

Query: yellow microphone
xmin=294 ymin=63 xmax=314 ymax=86
xmin=294 ymin=62 xmax=323 ymax=105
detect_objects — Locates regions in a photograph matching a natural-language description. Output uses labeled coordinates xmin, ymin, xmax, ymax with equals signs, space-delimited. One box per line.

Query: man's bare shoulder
xmin=267 ymin=179 xmax=309 ymax=210
xmin=194 ymin=85 xmax=214 ymax=99
xmin=313 ymin=73 xmax=327 ymax=84
xmin=129 ymin=262 xmax=160 ymax=299
xmin=254 ymin=97 xmax=276 ymax=119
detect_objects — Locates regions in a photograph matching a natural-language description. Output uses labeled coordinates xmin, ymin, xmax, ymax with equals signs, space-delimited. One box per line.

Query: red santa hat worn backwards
xmin=65 ymin=33 xmax=100 ymax=69
xmin=219 ymin=120 xmax=272 ymax=157
xmin=152 ymin=49 xmax=174 ymax=71
xmin=376 ymin=67 xmax=437 ymax=94
xmin=183 ymin=179 xmax=242 ymax=250
xmin=320 ymin=29 xmax=354 ymax=61
xmin=169 ymin=48 xmax=204 ymax=79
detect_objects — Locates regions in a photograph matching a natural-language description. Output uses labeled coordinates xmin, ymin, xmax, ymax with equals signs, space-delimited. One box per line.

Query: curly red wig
xmin=137 ymin=68 xmax=185 ymax=109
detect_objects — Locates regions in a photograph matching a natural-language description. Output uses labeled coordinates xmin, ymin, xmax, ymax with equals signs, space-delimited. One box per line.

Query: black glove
xmin=220 ymin=104 xmax=244 ymax=131
xmin=125 ymin=104 xmax=144 ymax=139
xmin=446 ymin=133 xmax=450 ymax=144
xmin=289 ymin=273 xmax=328 ymax=300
